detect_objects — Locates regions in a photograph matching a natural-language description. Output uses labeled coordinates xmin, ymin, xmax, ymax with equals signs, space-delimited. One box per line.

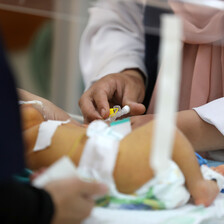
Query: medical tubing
xmin=106 ymin=105 xmax=130 ymax=122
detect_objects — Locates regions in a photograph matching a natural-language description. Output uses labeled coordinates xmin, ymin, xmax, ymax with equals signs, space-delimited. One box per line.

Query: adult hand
xmin=79 ymin=69 xmax=146 ymax=123
xmin=44 ymin=178 xmax=108 ymax=224
xmin=131 ymin=114 xmax=154 ymax=130
xmin=18 ymin=89 xmax=80 ymax=125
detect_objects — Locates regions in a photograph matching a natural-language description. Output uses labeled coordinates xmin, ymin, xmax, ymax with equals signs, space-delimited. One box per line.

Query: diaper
xmin=78 ymin=120 xmax=190 ymax=210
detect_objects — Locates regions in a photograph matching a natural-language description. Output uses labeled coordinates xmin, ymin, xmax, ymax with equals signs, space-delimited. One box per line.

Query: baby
xmin=21 ymin=104 xmax=219 ymax=207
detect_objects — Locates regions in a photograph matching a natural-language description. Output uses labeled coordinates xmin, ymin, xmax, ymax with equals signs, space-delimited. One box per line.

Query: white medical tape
xmin=150 ymin=15 xmax=182 ymax=175
xmin=19 ymin=100 xmax=43 ymax=106
xmin=78 ymin=120 xmax=120 ymax=187
xmin=19 ymin=100 xmax=47 ymax=120
xmin=78 ymin=135 xmax=119 ymax=184
xmin=33 ymin=119 xmax=70 ymax=152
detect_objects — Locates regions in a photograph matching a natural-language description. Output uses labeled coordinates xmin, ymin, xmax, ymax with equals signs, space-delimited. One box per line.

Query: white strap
xmin=150 ymin=15 xmax=183 ymax=174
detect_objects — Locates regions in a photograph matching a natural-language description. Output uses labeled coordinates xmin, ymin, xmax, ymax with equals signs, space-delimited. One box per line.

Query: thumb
xmin=121 ymin=82 xmax=145 ymax=116
xmin=123 ymin=101 xmax=146 ymax=116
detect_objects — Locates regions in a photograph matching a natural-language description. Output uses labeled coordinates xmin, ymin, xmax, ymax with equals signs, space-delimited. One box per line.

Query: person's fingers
xmin=79 ymin=93 xmax=102 ymax=123
xmin=126 ymin=102 xmax=146 ymax=116
xmin=45 ymin=178 xmax=98 ymax=224
xmin=80 ymin=181 xmax=108 ymax=197
xmin=80 ymin=76 xmax=117 ymax=122
xmin=121 ymin=75 xmax=145 ymax=116
xmin=41 ymin=99 xmax=70 ymax=121
xmin=79 ymin=71 xmax=146 ymax=121
xmin=93 ymin=89 xmax=111 ymax=119
xmin=72 ymin=196 xmax=95 ymax=220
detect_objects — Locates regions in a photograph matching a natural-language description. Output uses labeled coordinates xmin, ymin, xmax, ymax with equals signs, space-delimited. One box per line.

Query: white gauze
xmin=78 ymin=120 xmax=123 ymax=189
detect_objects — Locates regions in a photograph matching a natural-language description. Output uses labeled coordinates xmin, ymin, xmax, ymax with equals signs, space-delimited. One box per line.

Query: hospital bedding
xmin=31 ymin=155 xmax=224 ymax=224
xmin=31 ymin=156 xmax=224 ymax=224
xmin=84 ymin=193 xmax=224 ymax=224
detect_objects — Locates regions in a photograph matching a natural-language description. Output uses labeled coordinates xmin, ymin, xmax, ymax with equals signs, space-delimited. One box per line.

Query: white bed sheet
xmin=84 ymin=194 xmax=224 ymax=224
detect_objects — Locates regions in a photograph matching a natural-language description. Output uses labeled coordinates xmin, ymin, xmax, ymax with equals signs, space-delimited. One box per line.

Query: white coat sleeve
xmin=80 ymin=0 xmax=147 ymax=90
xmin=193 ymin=97 xmax=224 ymax=135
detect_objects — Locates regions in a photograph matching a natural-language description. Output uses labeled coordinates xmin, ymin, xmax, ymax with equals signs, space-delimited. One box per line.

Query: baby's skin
xmin=21 ymin=104 xmax=220 ymax=207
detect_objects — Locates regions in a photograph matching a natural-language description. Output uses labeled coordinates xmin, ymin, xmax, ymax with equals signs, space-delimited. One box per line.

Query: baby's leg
xmin=172 ymin=130 xmax=219 ymax=206
xmin=117 ymin=120 xmax=219 ymax=205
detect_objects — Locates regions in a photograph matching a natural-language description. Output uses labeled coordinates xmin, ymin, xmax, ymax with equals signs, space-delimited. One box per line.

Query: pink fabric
xmin=147 ymin=1 xmax=224 ymax=114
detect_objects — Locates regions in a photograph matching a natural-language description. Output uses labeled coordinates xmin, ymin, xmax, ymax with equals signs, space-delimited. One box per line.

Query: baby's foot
xmin=192 ymin=180 xmax=219 ymax=207
xmin=211 ymin=165 xmax=224 ymax=176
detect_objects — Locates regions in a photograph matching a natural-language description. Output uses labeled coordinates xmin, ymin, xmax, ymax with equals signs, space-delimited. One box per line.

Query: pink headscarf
xmin=147 ymin=1 xmax=224 ymax=113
